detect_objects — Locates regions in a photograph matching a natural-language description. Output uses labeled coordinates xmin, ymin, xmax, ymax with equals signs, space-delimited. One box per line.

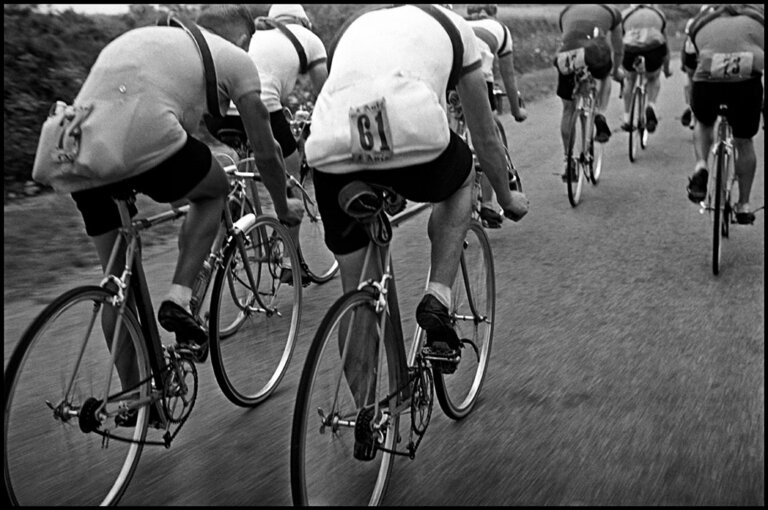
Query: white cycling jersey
xmin=305 ymin=5 xmax=481 ymax=174
xmin=248 ymin=22 xmax=327 ymax=113
xmin=467 ymin=18 xmax=513 ymax=83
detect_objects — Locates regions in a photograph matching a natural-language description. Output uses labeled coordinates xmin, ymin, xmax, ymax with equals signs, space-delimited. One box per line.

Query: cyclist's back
xmin=560 ymin=4 xmax=620 ymax=47
xmin=67 ymin=25 xmax=260 ymax=192
xmin=621 ymin=4 xmax=666 ymax=51
xmin=249 ymin=7 xmax=327 ymax=114
xmin=684 ymin=4 xmax=764 ymax=223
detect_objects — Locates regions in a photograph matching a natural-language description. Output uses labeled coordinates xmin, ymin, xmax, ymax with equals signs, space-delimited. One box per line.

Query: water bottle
xmin=189 ymin=260 xmax=212 ymax=313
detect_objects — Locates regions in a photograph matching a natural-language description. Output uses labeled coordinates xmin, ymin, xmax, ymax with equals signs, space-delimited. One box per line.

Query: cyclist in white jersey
xmin=465 ymin=4 xmax=529 ymax=229
xmin=305 ymin=4 xmax=527 ymax=403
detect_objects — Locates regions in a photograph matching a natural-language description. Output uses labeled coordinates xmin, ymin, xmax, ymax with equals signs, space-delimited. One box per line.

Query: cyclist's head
xmin=196 ymin=4 xmax=255 ymax=49
xmin=466 ymin=4 xmax=498 ymax=19
xmin=268 ymin=4 xmax=313 ymax=30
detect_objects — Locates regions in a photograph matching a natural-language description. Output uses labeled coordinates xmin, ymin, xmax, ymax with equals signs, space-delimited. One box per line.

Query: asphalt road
xmin=4 ymin=64 xmax=764 ymax=505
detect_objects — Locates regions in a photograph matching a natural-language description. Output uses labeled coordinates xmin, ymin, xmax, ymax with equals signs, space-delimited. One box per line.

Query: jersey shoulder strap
xmin=158 ymin=13 xmax=222 ymax=119
xmin=257 ymin=17 xmax=309 ymax=74
xmin=328 ymin=4 xmax=463 ymax=91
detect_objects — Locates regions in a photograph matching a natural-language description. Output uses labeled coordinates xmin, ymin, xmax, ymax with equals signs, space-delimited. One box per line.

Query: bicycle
xmin=625 ymin=55 xmax=650 ymax=163
xmin=4 ymin=167 xmax=302 ymax=505
xmin=697 ymin=104 xmax=764 ymax=275
xmin=564 ymin=66 xmax=605 ymax=207
xmin=215 ymin=108 xmax=340 ymax=285
xmin=290 ymin=180 xmax=495 ymax=506
xmin=447 ymin=88 xmax=523 ymax=228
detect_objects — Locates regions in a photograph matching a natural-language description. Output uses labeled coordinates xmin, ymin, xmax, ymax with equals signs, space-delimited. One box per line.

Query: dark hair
xmin=196 ymin=4 xmax=255 ymax=38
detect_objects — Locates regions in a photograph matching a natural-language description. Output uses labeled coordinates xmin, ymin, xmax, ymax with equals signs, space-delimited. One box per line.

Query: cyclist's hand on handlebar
xmin=279 ymin=197 xmax=305 ymax=227
xmin=512 ymin=107 xmax=528 ymax=123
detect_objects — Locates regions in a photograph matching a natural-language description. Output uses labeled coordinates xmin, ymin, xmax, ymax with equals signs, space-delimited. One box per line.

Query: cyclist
xmin=247 ymin=4 xmax=328 ymax=283
xmin=555 ymin=4 xmax=624 ymax=181
xmin=36 ymin=5 xmax=303 ymax=375
xmin=304 ymin=4 xmax=525 ymax=404
xmin=619 ymin=4 xmax=672 ymax=133
xmin=464 ymin=3 xmax=529 ymax=228
xmin=684 ymin=4 xmax=764 ymax=225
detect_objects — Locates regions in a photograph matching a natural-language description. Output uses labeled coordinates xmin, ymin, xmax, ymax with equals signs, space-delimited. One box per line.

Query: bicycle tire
xmin=4 ymin=286 xmax=150 ymax=506
xmin=432 ymin=221 xmax=495 ymax=419
xmin=297 ymin=166 xmax=339 ymax=284
xmin=639 ymin=89 xmax=649 ymax=150
xmin=209 ymin=215 xmax=302 ymax=407
xmin=291 ymin=289 xmax=400 ymax=506
xmin=567 ymin=110 xmax=586 ymax=207
xmin=712 ymin=143 xmax=727 ymax=275
xmin=629 ymin=87 xmax=642 ymax=162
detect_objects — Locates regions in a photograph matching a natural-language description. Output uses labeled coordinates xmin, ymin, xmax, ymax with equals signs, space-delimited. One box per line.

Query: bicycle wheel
xmin=209 ymin=215 xmax=302 ymax=406
xmin=291 ymin=289 xmax=401 ymax=506
xmin=297 ymin=165 xmax=339 ymax=283
xmin=566 ymin=111 xmax=586 ymax=206
xmin=712 ymin=143 xmax=727 ymax=275
xmin=432 ymin=221 xmax=495 ymax=420
xmin=639 ymin=90 xmax=649 ymax=150
xmin=5 ymin=286 xmax=151 ymax=505
xmin=629 ymin=87 xmax=643 ymax=163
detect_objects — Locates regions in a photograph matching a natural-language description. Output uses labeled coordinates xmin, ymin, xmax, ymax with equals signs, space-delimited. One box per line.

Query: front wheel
xmin=432 ymin=221 xmax=495 ymax=419
xmin=4 ymin=286 xmax=151 ymax=506
xmin=209 ymin=215 xmax=302 ymax=406
xmin=291 ymin=289 xmax=400 ymax=506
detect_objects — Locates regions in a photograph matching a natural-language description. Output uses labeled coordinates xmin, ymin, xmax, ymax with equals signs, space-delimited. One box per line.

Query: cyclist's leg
xmin=729 ymin=78 xmax=763 ymax=219
xmin=688 ymin=82 xmax=718 ymax=202
xmin=620 ymin=50 xmax=639 ymax=129
xmin=643 ymin=45 xmax=668 ymax=131
xmin=557 ymin=70 xmax=577 ymax=155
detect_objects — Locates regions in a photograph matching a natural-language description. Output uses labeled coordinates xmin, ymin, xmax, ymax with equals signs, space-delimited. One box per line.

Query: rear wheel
xmin=291 ymin=289 xmax=399 ymax=506
xmin=432 ymin=221 xmax=495 ymax=419
xmin=629 ymin=87 xmax=643 ymax=163
xmin=209 ymin=216 xmax=302 ymax=406
xmin=4 ymin=286 xmax=150 ymax=505
xmin=566 ymin=111 xmax=586 ymax=207
xmin=712 ymin=144 xmax=728 ymax=275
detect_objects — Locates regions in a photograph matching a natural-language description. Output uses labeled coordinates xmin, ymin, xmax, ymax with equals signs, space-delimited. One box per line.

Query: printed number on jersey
xmin=349 ymin=98 xmax=394 ymax=163
xmin=708 ymin=52 xmax=754 ymax=80
xmin=556 ymin=47 xmax=586 ymax=75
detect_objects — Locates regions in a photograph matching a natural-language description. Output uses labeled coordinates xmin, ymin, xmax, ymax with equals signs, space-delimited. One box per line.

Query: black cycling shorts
xmin=270 ymin=110 xmax=298 ymax=158
xmin=313 ymin=130 xmax=473 ymax=255
xmin=691 ymin=77 xmax=763 ymax=139
xmin=72 ymin=134 xmax=212 ymax=237
xmin=555 ymin=38 xmax=613 ymax=100
xmin=622 ymin=44 xmax=668 ymax=73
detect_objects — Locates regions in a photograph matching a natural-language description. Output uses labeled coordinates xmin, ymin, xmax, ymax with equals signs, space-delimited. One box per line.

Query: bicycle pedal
xmin=176 ymin=341 xmax=209 ymax=363
xmin=353 ymin=406 xmax=378 ymax=462
xmin=421 ymin=346 xmax=460 ymax=374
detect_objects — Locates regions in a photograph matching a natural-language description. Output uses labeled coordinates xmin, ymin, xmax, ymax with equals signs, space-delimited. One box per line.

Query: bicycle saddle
xmin=338 ymin=181 xmax=406 ymax=222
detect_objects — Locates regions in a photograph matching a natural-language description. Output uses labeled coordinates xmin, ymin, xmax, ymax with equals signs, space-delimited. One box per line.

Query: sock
xmin=695 ymin=160 xmax=707 ymax=173
xmin=481 ymin=201 xmax=496 ymax=210
xmin=166 ymin=284 xmax=192 ymax=313
xmin=426 ymin=282 xmax=451 ymax=309
xmin=623 ymin=112 xmax=630 ymax=123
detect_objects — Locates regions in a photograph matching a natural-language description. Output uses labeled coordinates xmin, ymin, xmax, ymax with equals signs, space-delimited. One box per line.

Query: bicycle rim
xmin=291 ymin=290 xmax=399 ymax=506
xmin=209 ymin=216 xmax=302 ymax=406
xmin=4 ymin=286 xmax=150 ymax=505
xmin=639 ymin=91 xmax=649 ymax=149
xmin=433 ymin=221 xmax=494 ymax=419
xmin=298 ymin=170 xmax=339 ymax=283
xmin=567 ymin=112 xmax=585 ymax=206
xmin=712 ymin=145 xmax=726 ymax=275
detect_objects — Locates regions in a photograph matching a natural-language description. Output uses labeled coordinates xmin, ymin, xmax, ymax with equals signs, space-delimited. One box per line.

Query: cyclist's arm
xmin=457 ymin=67 xmax=514 ymax=213
xmin=307 ymin=62 xmax=328 ymax=96
xmin=610 ymin=25 xmax=624 ymax=78
xmin=497 ymin=53 xmax=525 ymax=120
xmin=234 ymin=90 xmax=294 ymax=222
